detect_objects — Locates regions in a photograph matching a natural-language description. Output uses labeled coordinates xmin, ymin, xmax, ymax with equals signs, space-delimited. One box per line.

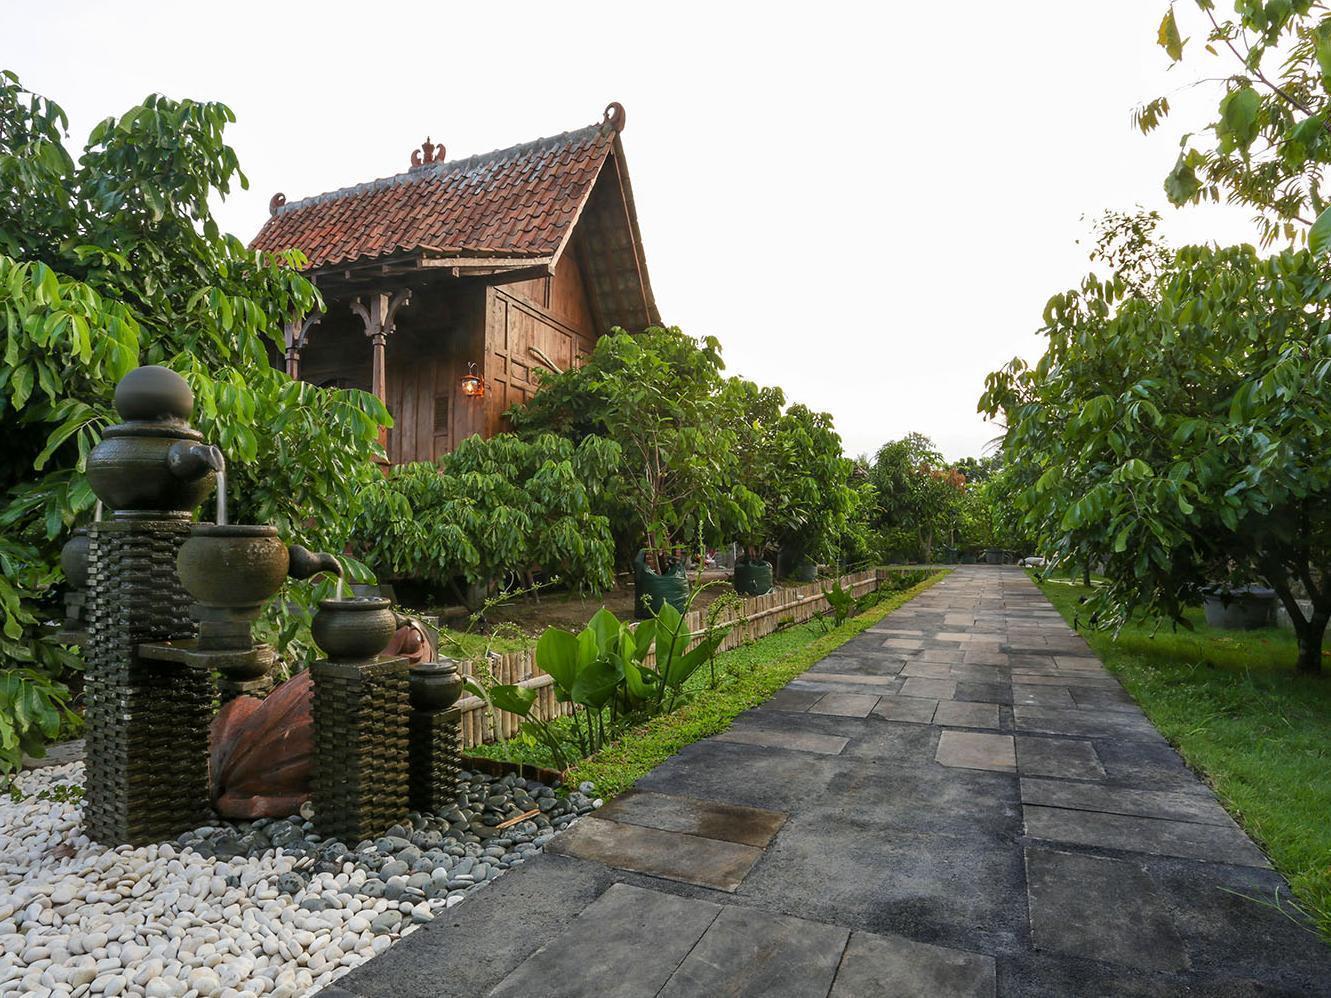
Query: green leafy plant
xmin=510 ymin=327 xmax=757 ymax=570
xmin=867 ymin=434 xmax=966 ymax=563
xmin=982 ymin=229 xmax=1331 ymax=673
xmin=0 ymin=71 xmax=390 ymax=774
xmin=821 ymin=579 xmax=857 ymax=630
xmin=352 ymin=433 xmax=619 ymax=603
xmin=477 ymin=587 xmax=731 ymax=770
xmin=1137 ymin=3 xmax=1331 ymax=248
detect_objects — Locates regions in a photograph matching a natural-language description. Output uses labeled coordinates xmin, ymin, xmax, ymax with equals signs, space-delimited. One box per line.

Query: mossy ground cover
xmin=468 ymin=571 xmax=948 ymax=798
xmin=1037 ymin=576 xmax=1331 ymax=938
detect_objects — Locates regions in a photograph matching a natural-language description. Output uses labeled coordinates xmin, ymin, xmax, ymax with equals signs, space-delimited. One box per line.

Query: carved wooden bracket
xmin=350 ymin=289 xmax=412 ymax=343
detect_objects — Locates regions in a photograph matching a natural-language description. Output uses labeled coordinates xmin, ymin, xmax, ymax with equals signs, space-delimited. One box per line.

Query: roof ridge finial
xmin=602 ymin=101 xmax=626 ymax=135
xmin=410 ymin=136 xmax=445 ymax=169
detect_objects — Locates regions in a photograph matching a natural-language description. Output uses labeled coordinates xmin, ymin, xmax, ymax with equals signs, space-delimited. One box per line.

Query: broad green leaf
xmin=487 ymin=683 xmax=537 ymax=717
xmin=534 ymin=627 xmax=580 ymax=695
xmin=570 ymin=655 xmax=623 ymax=709
xmin=1310 ymin=204 xmax=1331 ymax=256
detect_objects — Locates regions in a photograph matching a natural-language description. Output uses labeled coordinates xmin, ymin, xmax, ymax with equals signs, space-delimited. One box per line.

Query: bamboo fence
xmin=453 ymin=567 xmax=897 ymax=748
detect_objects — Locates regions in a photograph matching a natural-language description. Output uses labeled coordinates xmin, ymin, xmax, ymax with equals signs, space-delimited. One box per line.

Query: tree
xmin=1138 ymin=2 xmax=1331 ymax=247
xmin=954 ymin=453 xmax=1003 ymax=487
xmin=725 ymin=379 xmax=858 ymax=570
xmin=351 ymin=433 xmax=621 ymax=601
xmin=867 ymin=433 xmax=965 ymax=562
xmin=981 ymin=242 xmax=1331 ymax=674
xmin=509 ymin=327 xmax=759 ymax=568
xmin=0 ymin=72 xmax=387 ymax=773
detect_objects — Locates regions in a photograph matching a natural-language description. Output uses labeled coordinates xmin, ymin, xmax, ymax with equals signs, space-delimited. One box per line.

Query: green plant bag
xmin=733 ymin=558 xmax=774 ymax=596
xmin=633 ymin=549 xmax=688 ymax=620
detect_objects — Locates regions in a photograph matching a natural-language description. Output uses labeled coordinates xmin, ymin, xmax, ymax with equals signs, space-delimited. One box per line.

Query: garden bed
xmin=470 ymin=570 xmax=947 ymax=797
xmin=1037 ymin=575 xmax=1331 ymax=940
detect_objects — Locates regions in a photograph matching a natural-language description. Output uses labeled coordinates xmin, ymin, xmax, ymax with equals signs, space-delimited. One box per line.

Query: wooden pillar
xmin=283 ymin=311 xmax=323 ymax=382
xmin=350 ymin=291 xmax=411 ymax=451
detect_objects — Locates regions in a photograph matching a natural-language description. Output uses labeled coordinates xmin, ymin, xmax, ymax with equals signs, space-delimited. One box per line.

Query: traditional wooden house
xmin=250 ymin=103 xmax=659 ymax=463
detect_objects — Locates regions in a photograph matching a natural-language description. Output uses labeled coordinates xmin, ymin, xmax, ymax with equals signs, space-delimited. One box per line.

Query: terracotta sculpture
xmin=208 ymin=619 xmax=433 ymax=819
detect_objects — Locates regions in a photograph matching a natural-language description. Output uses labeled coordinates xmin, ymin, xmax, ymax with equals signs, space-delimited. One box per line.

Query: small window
xmin=434 ymin=394 xmax=450 ymax=434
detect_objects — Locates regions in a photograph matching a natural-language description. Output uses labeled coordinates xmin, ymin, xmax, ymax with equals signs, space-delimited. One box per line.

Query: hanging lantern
xmin=460 ymin=362 xmax=486 ymax=398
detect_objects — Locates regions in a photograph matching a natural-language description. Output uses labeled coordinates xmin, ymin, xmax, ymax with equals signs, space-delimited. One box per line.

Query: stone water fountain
xmin=64 ymin=365 xmax=465 ymax=846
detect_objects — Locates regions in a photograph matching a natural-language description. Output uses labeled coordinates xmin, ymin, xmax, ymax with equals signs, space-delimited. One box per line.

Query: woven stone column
xmin=409 ymin=705 xmax=462 ymax=813
xmin=83 ymin=519 xmax=213 ymax=845
xmin=309 ymin=656 xmax=411 ymax=844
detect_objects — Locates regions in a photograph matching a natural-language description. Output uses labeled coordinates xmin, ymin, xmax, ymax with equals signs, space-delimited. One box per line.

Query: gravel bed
xmin=0 ymin=762 xmax=600 ymax=997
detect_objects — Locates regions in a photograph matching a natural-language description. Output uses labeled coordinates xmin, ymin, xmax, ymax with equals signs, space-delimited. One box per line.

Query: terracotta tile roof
xmin=251 ymin=123 xmax=615 ymax=269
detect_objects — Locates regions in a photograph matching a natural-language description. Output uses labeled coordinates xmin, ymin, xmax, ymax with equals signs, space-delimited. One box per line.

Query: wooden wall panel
xmin=549 ymin=248 xmax=597 ymax=340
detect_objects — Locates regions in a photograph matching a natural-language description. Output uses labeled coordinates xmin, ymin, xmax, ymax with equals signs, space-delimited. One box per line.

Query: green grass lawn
xmin=468 ymin=570 xmax=947 ymax=798
xmin=1037 ymin=576 xmax=1331 ymax=938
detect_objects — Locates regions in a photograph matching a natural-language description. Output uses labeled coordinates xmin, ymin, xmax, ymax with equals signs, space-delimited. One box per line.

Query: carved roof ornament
xmin=410 ymin=137 xmax=445 ymax=170
xmin=602 ymin=101 xmax=626 ymax=135
xmin=268 ymin=192 xmax=286 ymax=216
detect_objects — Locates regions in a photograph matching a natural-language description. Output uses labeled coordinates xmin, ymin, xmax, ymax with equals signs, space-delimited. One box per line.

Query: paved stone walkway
xmin=329 ymin=567 xmax=1331 ymax=996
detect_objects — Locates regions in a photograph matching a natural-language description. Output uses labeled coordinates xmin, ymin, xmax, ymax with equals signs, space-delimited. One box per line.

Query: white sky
xmin=6 ymin=0 xmax=1266 ymax=460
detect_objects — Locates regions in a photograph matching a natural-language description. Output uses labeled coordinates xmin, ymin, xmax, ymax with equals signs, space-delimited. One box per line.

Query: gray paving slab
xmin=1011 ymin=684 xmax=1075 ymax=708
xmin=1010 ymin=671 xmax=1120 ymax=689
xmin=881 ymin=637 xmax=925 ymax=649
xmin=800 ymin=671 xmax=897 ymax=686
xmin=933 ymin=700 xmax=1001 ymax=729
xmin=595 ymin=790 xmax=787 ymax=847
xmin=758 ymin=688 xmax=825 ymax=712
xmin=900 ymin=677 xmax=958 ymax=699
xmin=1023 ymin=805 xmax=1270 ymax=867
xmin=546 ymin=816 xmax=764 ymax=891
xmin=831 ymin=930 xmax=997 ymax=997
xmin=936 ymin=730 xmax=1017 ymax=773
xmin=1013 ymin=705 xmax=1164 ymax=741
xmin=713 ymin=724 xmax=849 ymax=756
xmin=658 ymin=904 xmax=848 ymax=998
xmin=918 ymin=648 xmax=969 ymax=664
xmin=871 ymin=695 xmax=938 ymax=724
xmin=1014 ymin=736 xmax=1106 ymax=780
xmin=900 ymin=660 xmax=955 ymax=678
xmin=808 ymin=692 xmax=880 ymax=717
xmin=963 ymin=650 xmax=1010 ymax=666
xmin=954 ymin=680 xmax=1013 ymax=705
xmin=1020 ymin=778 xmax=1232 ymax=826
xmin=489 ymin=883 xmax=720 ymax=997
xmin=1025 ymin=848 xmax=1190 ymax=972
xmin=812 ymin=653 xmax=907 ymax=675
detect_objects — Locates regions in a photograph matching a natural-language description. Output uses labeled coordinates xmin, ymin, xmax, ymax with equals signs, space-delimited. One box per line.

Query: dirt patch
xmin=432 ymin=570 xmax=759 ymax=639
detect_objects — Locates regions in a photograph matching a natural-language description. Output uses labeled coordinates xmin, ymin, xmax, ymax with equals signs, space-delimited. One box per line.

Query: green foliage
xmin=866 ymin=433 xmax=966 ymax=562
xmin=479 ymin=589 xmax=730 ymax=769
xmin=510 ymin=327 xmax=758 ymax=563
xmin=0 ymin=71 xmax=388 ymax=774
xmin=351 ymin=433 xmax=619 ymax=599
xmin=982 ymin=235 xmax=1331 ymax=673
xmin=1137 ymin=2 xmax=1331 ymax=246
xmin=727 ymin=379 xmax=859 ymax=566
xmin=820 ymin=579 xmax=856 ymax=628
xmin=1039 ymin=577 xmax=1331 ymax=939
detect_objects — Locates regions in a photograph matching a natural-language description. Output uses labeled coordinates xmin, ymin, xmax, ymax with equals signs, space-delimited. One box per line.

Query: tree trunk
xmin=1295 ymin=623 xmax=1324 ymax=674
xmin=1268 ymin=576 xmax=1325 ymax=675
